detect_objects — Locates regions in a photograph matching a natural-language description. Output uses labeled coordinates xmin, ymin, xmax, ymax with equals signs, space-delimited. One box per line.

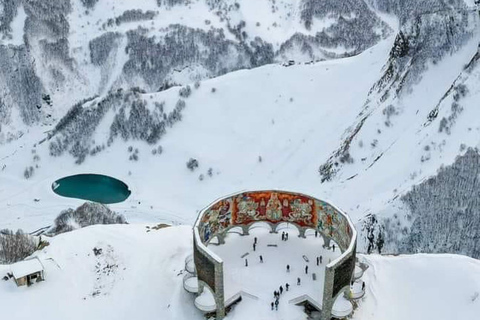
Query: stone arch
xmin=226 ymin=226 xmax=244 ymax=235
xmin=195 ymin=279 xmax=224 ymax=316
xmin=207 ymin=235 xmax=222 ymax=245
xmin=247 ymin=221 xmax=275 ymax=233
xmin=274 ymin=222 xmax=305 ymax=237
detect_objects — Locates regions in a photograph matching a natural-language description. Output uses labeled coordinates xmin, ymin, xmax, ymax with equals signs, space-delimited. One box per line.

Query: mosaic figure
xmin=236 ymin=195 xmax=260 ymax=223
xmin=266 ymin=193 xmax=283 ymax=220
xmin=288 ymin=198 xmax=313 ymax=223
xmin=200 ymin=200 xmax=232 ymax=242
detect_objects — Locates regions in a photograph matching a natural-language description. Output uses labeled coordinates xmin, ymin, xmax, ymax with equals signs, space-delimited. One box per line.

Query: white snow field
xmin=2 ymin=17 xmax=480 ymax=241
xmin=0 ymin=224 xmax=202 ymax=320
xmin=0 ymin=36 xmax=396 ymax=231
xmin=352 ymin=254 xmax=480 ymax=320
xmin=1 ymin=225 xmax=480 ymax=320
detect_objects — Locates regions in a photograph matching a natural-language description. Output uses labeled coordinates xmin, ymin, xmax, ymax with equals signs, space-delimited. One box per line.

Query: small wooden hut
xmin=11 ymin=257 xmax=45 ymax=286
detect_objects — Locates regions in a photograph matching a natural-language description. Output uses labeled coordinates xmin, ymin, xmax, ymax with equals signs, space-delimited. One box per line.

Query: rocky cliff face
xmin=318 ymin=0 xmax=478 ymax=183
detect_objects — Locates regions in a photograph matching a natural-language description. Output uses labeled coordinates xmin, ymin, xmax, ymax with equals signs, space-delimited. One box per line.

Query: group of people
xmin=245 ymin=237 xmax=263 ymax=266
xmin=243 ymin=231 xmax=342 ymax=311
xmin=271 ymin=283 xmax=290 ymax=310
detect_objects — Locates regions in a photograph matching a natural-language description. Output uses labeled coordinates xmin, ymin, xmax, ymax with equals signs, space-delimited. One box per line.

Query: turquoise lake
xmin=52 ymin=174 xmax=131 ymax=204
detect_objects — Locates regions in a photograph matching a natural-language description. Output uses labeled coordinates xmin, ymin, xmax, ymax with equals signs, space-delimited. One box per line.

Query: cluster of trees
xmin=49 ymin=91 xmax=118 ymax=164
xmin=299 ymin=0 xmax=389 ymax=49
xmin=81 ymin=0 xmax=99 ymax=9
xmin=0 ymin=229 xmax=36 ymax=264
xmin=89 ymin=32 xmax=122 ymax=66
xmin=373 ymin=0 xmax=468 ymax=25
xmin=0 ymin=45 xmax=44 ymax=126
xmin=49 ymin=88 xmax=188 ymax=163
xmin=186 ymin=158 xmax=199 ymax=171
xmin=122 ymin=25 xmax=274 ymax=91
xmin=0 ymin=0 xmax=21 ymax=37
xmin=156 ymin=0 xmax=190 ymax=7
xmin=396 ymin=148 xmax=480 ymax=258
xmin=49 ymin=202 xmax=127 ymax=235
xmin=104 ymin=9 xmax=157 ymax=28
xmin=439 ymin=84 xmax=468 ymax=135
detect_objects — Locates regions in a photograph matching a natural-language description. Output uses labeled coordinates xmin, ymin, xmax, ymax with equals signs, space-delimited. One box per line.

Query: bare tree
xmin=0 ymin=229 xmax=37 ymax=264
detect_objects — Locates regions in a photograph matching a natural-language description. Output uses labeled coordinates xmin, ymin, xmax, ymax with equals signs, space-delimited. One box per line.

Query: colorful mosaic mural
xmin=199 ymin=198 xmax=233 ymax=243
xmin=198 ymin=191 xmax=354 ymax=251
xmin=233 ymin=191 xmax=316 ymax=227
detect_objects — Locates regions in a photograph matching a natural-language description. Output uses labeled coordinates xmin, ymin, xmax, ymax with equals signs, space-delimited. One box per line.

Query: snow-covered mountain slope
xmin=1 ymin=225 xmax=479 ymax=320
xmin=1 ymin=0 xmax=480 ymax=259
xmin=0 ymin=36 xmax=395 ymax=230
xmin=0 ymin=0 xmax=391 ymax=140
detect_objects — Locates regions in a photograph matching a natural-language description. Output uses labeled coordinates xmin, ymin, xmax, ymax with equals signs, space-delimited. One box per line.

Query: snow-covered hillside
xmin=1 ymin=35 xmax=395 ymax=230
xmin=1 ymin=225 xmax=479 ymax=320
xmin=0 ymin=0 xmax=391 ymax=139
xmin=1 ymin=0 xmax=480 ymax=259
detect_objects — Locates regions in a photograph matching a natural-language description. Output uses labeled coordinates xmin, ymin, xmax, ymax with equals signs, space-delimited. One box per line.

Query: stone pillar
xmin=322 ymin=235 xmax=331 ymax=248
xmin=215 ymin=261 xmax=225 ymax=319
xmin=217 ymin=235 xmax=226 ymax=245
xmin=320 ymin=266 xmax=335 ymax=320
xmin=197 ymin=281 xmax=205 ymax=295
xmin=270 ymin=223 xmax=279 ymax=233
xmin=298 ymin=228 xmax=306 ymax=238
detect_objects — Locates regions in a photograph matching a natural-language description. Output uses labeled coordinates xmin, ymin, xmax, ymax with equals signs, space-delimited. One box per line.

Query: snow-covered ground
xmin=0 ymin=224 xmax=201 ymax=320
xmin=352 ymin=254 xmax=480 ymax=320
xmin=208 ymin=225 xmax=341 ymax=318
xmin=1 ymin=225 xmax=479 ymax=320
